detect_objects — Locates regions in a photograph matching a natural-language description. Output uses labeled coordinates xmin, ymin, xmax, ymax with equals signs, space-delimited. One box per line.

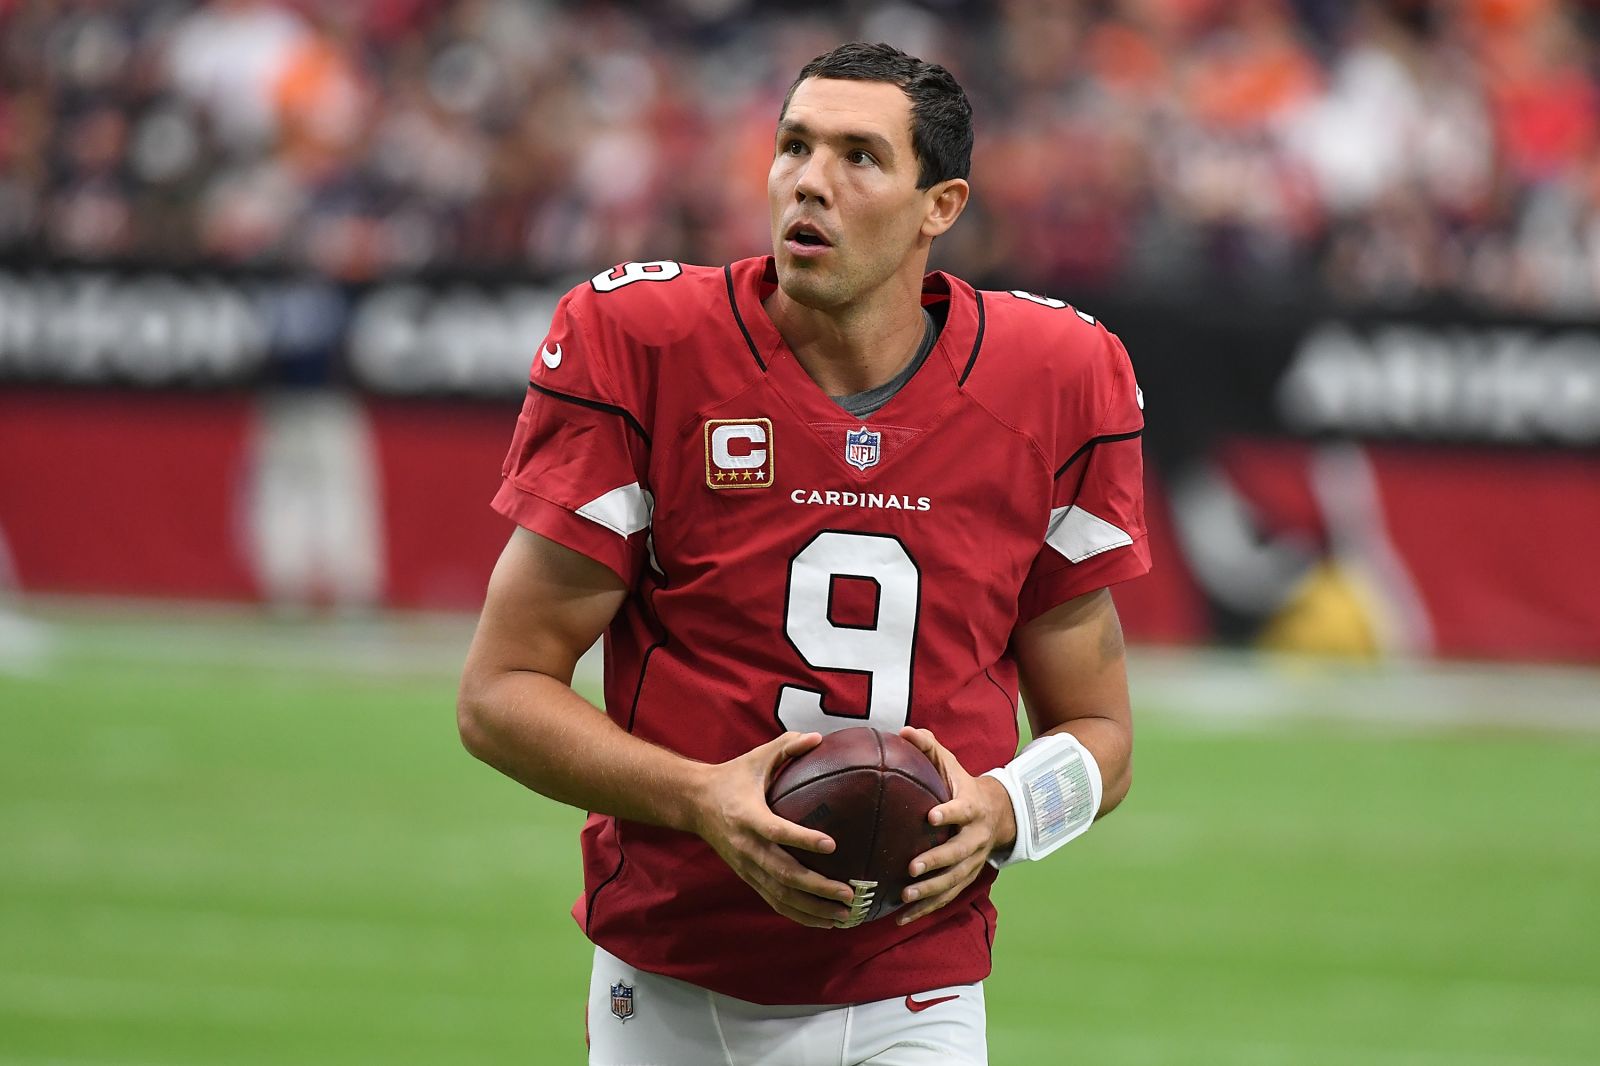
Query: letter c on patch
xmin=711 ymin=424 xmax=767 ymax=469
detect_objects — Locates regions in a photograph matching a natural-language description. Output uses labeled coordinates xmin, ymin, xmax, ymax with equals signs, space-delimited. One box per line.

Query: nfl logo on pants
xmin=610 ymin=981 xmax=634 ymax=1022
xmin=846 ymin=426 xmax=881 ymax=470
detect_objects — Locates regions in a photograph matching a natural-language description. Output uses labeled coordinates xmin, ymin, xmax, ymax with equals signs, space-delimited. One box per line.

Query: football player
xmin=458 ymin=41 xmax=1148 ymax=1066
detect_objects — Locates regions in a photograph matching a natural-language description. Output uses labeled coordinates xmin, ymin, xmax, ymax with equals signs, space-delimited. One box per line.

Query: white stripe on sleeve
xmin=575 ymin=483 xmax=654 ymax=538
xmin=1044 ymin=504 xmax=1133 ymax=563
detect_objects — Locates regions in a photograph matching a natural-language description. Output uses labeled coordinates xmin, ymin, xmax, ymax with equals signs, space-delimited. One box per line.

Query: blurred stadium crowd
xmin=4 ymin=0 xmax=1600 ymax=309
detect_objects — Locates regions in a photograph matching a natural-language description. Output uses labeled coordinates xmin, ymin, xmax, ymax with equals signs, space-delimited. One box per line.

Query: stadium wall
xmin=1 ymin=267 xmax=1596 ymax=662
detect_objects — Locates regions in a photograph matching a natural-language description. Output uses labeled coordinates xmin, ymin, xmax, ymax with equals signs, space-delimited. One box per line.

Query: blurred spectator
xmin=3 ymin=0 xmax=1600 ymax=309
xmin=168 ymin=0 xmax=309 ymax=150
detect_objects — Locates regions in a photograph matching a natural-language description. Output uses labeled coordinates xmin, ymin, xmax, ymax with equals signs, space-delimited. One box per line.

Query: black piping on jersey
xmin=588 ymin=559 xmax=672 ymax=929
xmin=624 ymin=542 xmax=673 ymax=735
xmin=584 ymin=845 xmax=627 ymax=932
xmin=624 ymin=637 xmax=667 ymax=736
xmin=956 ymin=290 xmax=986 ymax=386
xmin=983 ymin=666 xmax=1017 ymax=721
xmin=583 ymin=633 xmax=658 ymax=924
xmin=527 ymin=380 xmax=651 ymax=445
xmin=983 ymin=667 xmax=1020 ymax=765
xmin=724 ymin=265 xmax=767 ymax=371
xmin=971 ymin=899 xmax=995 ymax=949
xmin=1053 ymin=429 xmax=1142 ymax=481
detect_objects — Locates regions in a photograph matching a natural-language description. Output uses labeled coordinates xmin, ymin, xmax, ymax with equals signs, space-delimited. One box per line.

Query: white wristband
xmin=983 ymin=732 xmax=1103 ymax=869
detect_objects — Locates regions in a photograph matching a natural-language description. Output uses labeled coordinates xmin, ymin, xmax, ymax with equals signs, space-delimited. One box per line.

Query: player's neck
xmin=763 ymin=281 xmax=929 ymax=398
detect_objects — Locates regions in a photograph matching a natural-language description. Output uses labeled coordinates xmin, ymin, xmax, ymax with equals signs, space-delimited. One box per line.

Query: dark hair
xmin=780 ymin=42 xmax=972 ymax=190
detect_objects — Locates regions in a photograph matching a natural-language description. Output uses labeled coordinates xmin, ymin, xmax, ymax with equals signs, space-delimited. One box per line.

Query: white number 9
xmin=776 ymin=531 xmax=920 ymax=734
xmin=591 ymin=260 xmax=683 ymax=293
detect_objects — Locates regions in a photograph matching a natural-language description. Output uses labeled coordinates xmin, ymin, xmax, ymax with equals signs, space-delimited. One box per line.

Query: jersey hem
xmin=578 ymin=935 xmax=995 ymax=1008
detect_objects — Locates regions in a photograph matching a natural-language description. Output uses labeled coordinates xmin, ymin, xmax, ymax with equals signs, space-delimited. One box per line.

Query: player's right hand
xmin=688 ymin=731 xmax=857 ymax=929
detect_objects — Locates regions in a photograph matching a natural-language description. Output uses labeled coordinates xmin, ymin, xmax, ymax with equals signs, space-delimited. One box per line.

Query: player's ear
xmin=920 ymin=178 xmax=969 ymax=239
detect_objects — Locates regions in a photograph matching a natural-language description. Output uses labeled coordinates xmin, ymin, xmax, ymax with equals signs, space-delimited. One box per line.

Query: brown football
xmin=767 ymin=726 xmax=954 ymax=926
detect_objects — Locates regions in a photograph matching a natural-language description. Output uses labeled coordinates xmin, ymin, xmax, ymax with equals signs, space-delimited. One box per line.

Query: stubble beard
xmin=777 ymin=257 xmax=853 ymax=312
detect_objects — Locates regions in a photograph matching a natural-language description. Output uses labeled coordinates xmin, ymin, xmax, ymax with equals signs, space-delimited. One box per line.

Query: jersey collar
xmin=725 ymin=256 xmax=985 ymax=431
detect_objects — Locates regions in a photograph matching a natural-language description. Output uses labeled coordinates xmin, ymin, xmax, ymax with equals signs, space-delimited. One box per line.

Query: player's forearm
xmin=1012 ymin=589 xmax=1136 ymax=817
xmin=1040 ymin=716 xmax=1132 ymax=816
xmin=457 ymin=669 xmax=706 ymax=833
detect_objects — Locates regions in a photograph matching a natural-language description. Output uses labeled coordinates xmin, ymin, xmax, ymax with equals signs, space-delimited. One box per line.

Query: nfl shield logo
xmin=610 ymin=981 xmax=634 ymax=1022
xmin=845 ymin=426 xmax=881 ymax=470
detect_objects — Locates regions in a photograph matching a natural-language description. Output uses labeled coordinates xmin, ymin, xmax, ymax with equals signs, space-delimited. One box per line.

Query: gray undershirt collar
xmin=830 ymin=308 xmax=938 ymax=420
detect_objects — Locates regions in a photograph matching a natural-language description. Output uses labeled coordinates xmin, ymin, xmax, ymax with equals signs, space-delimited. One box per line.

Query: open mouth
xmin=785 ymin=220 xmax=832 ymax=247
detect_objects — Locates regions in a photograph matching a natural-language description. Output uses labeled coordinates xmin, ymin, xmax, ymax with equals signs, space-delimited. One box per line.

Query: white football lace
xmin=840 ymin=879 xmax=878 ymax=928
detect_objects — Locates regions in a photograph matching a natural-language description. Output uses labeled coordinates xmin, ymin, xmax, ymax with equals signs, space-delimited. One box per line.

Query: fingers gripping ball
xmin=767 ymin=727 xmax=953 ymax=927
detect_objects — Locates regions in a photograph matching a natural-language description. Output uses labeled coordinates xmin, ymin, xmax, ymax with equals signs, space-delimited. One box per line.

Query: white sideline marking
xmin=4 ymin=597 xmax=1598 ymax=735
xmin=0 ymin=596 xmax=476 ymax=680
xmin=0 ymin=607 xmax=56 ymax=677
xmin=1126 ymin=646 xmax=1600 ymax=735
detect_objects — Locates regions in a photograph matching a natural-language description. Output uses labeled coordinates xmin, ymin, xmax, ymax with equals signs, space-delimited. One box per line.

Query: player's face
xmin=769 ymin=78 xmax=950 ymax=311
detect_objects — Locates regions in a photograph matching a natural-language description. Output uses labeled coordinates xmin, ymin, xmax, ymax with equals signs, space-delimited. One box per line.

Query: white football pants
xmin=587 ymin=945 xmax=987 ymax=1066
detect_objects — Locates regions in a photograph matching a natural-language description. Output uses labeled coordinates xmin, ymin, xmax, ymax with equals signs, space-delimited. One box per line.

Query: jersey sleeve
xmin=1017 ymin=328 xmax=1151 ymax=622
xmin=492 ymin=287 xmax=653 ymax=586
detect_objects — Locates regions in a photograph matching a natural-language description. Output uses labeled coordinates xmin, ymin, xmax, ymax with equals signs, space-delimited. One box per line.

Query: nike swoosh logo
xmin=541 ymin=343 xmax=563 ymax=369
xmin=904 ymin=993 xmax=960 ymax=1013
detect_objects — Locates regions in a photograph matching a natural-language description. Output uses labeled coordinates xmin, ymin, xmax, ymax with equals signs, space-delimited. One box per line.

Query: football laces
xmin=840 ymin=879 xmax=879 ymax=928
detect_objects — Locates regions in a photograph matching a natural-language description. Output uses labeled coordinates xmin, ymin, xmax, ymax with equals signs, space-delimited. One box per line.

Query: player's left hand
xmin=894 ymin=726 xmax=1017 ymax=925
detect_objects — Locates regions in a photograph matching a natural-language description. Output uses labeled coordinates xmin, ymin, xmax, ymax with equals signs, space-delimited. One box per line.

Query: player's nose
xmin=793 ymin=155 xmax=831 ymax=207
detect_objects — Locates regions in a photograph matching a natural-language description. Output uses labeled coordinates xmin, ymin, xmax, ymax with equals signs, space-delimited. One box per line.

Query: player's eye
xmin=846 ymin=149 xmax=876 ymax=166
xmin=782 ymin=139 xmax=805 ymax=155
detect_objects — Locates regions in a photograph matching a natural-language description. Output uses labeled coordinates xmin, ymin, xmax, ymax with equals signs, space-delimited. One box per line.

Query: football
xmin=767 ymin=726 xmax=954 ymax=926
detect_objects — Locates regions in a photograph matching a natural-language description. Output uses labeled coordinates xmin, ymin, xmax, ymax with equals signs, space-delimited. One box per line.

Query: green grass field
xmin=1 ymin=606 xmax=1596 ymax=1065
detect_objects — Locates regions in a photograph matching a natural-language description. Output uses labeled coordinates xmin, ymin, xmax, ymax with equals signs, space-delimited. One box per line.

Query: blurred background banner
xmin=1 ymin=0 xmax=1598 ymax=664
xmin=3 ymin=264 xmax=1597 ymax=660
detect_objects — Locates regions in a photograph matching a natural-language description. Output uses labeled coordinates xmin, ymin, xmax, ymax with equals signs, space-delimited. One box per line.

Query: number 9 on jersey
xmin=776 ymin=531 xmax=920 ymax=735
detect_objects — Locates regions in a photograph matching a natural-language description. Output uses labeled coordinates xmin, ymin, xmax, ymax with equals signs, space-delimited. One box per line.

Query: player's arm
xmin=1009 ymin=585 xmax=1133 ymax=813
xmin=895 ymin=586 xmax=1132 ymax=924
xmin=899 ymin=315 xmax=1146 ymax=920
xmin=456 ymin=527 xmax=856 ymax=928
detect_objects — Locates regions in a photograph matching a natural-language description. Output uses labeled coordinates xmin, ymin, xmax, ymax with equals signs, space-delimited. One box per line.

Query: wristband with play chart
xmin=983 ymin=732 xmax=1103 ymax=868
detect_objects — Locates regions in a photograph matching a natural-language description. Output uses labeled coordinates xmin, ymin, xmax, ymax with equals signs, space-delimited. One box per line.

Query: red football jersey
xmin=493 ymin=256 xmax=1149 ymax=1005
